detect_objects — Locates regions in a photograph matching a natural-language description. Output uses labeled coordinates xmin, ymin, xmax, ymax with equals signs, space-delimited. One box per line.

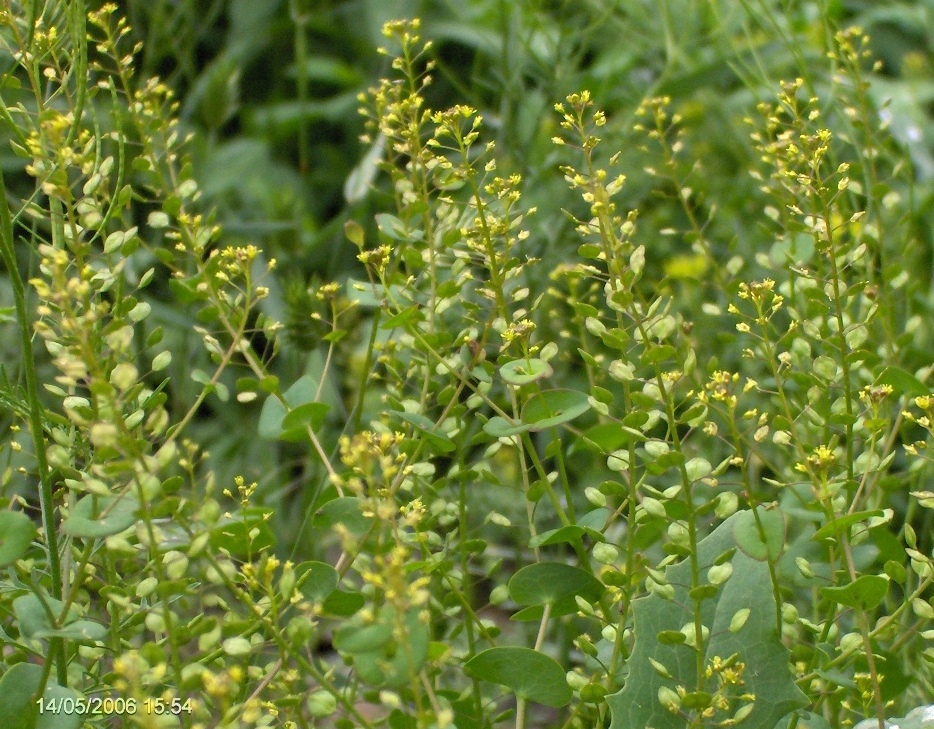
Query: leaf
xmin=258 ymin=375 xmax=329 ymax=442
xmin=380 ymin=305 xmax=423 ymax=330
xmin=12 ymin=594 xmax=104 ymax=643
xmin=528 ymin=525 xmax=585 ymax=548
xmin=39 ymin=619 xmax=107 ymax=642
xmin=210 ymin=506 xmax=276 ymax=556
xmin=607 ymin=510 xmax=807 ymax=729
xmin=334 ymin=622 xmax=394 ymax=653
xmin=812 ymin=510 xmax=884 ymax=542
xmin=297 ymin=561 xmax=339 ymax=601
xmin=0 ymin=511 xmax=36 ymax=566
xmin=280 ymin=402 xmax=331 ymax=434
xmin=733 ymin=506 xmax=785 ymax=561
xmin=821 ymin=575 xmax=889 ymax=611
xmin=575 ymin=423 xmax=630 ymax=453
xmin=344 ymin=132 xmax=385 ymax=203
xmin=390 ymin=411 xmax=456 ymax=453
xmin=333 ymin=606 xmax=429 ymax=687
xmin=499 ymin=358 xmax=553 ymax=385
xmin=375 ymin=213 xmax=407 ymax=240
xmin=61 ymin=494 xmax=139 ymax=538
xmin=312 ymin=497 xmax=372 ymax=535
xmin=321 ymin=590 xmax=365 ymax=617
xmin=464 ymin=647 xmax=572 ymax=707
xmin=0 ymin=663 xmax=85 ymax=729
xmin=528 ymin=509 xmax=607 ymax=548
xmin=875 ymin=366 xmax=929 ymax=398
xmin=521 ymin=389 xmax=591 ymax=431
xmin=509 ymin=563 xmax=604 ymax=606
xmin=482 ymin=416 xmax=531 ymax=437
xmin=14 ymin=594 xmax=68 ymax=640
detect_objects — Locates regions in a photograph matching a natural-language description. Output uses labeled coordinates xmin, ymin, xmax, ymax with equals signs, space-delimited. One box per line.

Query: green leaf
xmin=521 ymin=389 xmax=591 ymax=431
xmin=509 ymin=563 xmax=604 ymax=606
xmin=344 ymin=132 xmax=385 ymax=203
xmin=607 ymin=510 xmax=807 ymax=729
xmin=258 ymin=375 xmax=329 ymax=442
xmin=464 ymin=647 xmax=572 ymax=707
xmin=334 ymin=622 xmax=393 ymax=653
xmin=0 ymin=511 xmax=36 ymax=566
xmin=210 ymin=506 xmax=276 ymax=556
xmin=812 ymin=510 xmax=884 ymax=542
xmin=528 ymin=525 xmax=585 ymax=548
xmin=321 ymin=590 xmax=365 ymax=617
xmin=482 ymin=416 xmax=531 ymax=437
xmin=821 ymin=575 xmax=889 ymax=611
xmin=390 ymin=411 xmax=456 ymax=453
xmin=641 ymin=345 xmax=676 ymax=364
xmin=733 ymin=506 xmax=785 ymax=561
xmin=333 ymin=606 xmax=429 ymax=687
xmin=380 ymin=305 xmax=424 ymax=330
xmin=38 ymin=619 xmax=107 ymax=642
xmin=375 ymin=213 xmax=407 ymax=240
xmin=876 ymin=366 xmax=928 ymax=398
xmin=297 ymin=561 xmax=339 ymax=601
xmin=14 ymin=594 xmax=68 ymax=640
xmin=575 ymin=423 xmax=630 ymax=453
xmin=0 ymin=663 xmax=85 ymax=729
xmin=280 ymin=402 xmax=331 ymax=434
xmin=61 ymin=494 xmax=139 ymax=538
xmin=499 ymin=358 xmax=553 ymax=385
xmin=312 ymin=497 xmax=372 ymax=535
xmin=12 ymin=593 xmax=103 ymax=643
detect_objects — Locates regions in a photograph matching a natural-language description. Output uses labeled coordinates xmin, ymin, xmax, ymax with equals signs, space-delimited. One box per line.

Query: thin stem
xmin=0 ymin=168 xmax=67 ymax=686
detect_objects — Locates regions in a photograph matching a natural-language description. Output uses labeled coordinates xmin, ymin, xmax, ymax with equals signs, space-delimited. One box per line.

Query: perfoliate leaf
xmin=607 ymin=511 xmax=807 ymax=729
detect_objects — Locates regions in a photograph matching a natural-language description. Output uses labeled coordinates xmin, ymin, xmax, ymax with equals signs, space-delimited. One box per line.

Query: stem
xmin=0 ymin=168 xmax=67 ymax=686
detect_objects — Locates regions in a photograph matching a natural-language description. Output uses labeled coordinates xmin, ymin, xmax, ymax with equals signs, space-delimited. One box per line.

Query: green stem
xmin=0 ymin=167 xmax=67 ymax=686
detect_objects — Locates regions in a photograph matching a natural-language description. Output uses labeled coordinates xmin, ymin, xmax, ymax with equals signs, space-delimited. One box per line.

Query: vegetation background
xmin=99 ymin=0 xmax=934 ymax=549
xmin=3 ymin=1 xmax=934 ymax=728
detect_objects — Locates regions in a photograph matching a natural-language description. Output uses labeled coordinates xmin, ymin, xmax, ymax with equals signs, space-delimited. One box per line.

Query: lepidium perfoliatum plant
xmin=1 ymin=6 xmax=934 ymax=729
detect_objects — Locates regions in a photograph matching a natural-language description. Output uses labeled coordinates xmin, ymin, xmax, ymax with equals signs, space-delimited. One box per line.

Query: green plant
xmin=3 ymin=3 xmax=934 ymax=729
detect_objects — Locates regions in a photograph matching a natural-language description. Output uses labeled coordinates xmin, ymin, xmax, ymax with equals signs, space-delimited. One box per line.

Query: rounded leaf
xmin=521 ymin=389 xmax=591 ymax=431
xmin=733 ymin=507 xmax=785 ymax=561
xmin=500 ymin=358 xmax=553 ymax=385
xmin=464 ymin=647 xmax=572 ymax=707
xmin=509 ymin=563 xmax=604 ymax=607
xmin=62 ymin=495 xmax=139 ymax=538
xmin=297 ymin=561 xmax=339 ymax=601
xmin=0 ymin=511 xmax=35 ymax=566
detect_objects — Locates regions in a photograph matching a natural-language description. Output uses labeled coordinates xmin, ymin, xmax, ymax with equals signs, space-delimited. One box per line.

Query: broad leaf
xmin=521 ymin=389 xmax=591 ymax=431
xmin=333 ymin=606 xmax=429 ymax=687
xmin=875 ymin=366 xmax=928 ymax=398
xmin=499 ymin=358 xmax=553 ymax=385
xmin=297 ymin=561 xmax=339 ymax=601
xmin=0 ymin=511 xmax=35 ymax=566
xmin=509 ymin=563 xmax=604 ymax=607
xmin=258 ymin=375 xmax=330 ymax=442
xmin=61 ymin=494 xmax=139 ymax=538
xmin=0 ymin=663 xmax=85 ymax=729
xmin=608 ymin=510 xmax=807 ymax=729
xmin=812 ymin=510 xmax=884 ymax=542
xmin=821 ymin=575 xmax=889 ymax=611
xmin=733 ymin=506 xmax=785 ymax=561
xmin=464 ymin=647 xmax=572 ymax=707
